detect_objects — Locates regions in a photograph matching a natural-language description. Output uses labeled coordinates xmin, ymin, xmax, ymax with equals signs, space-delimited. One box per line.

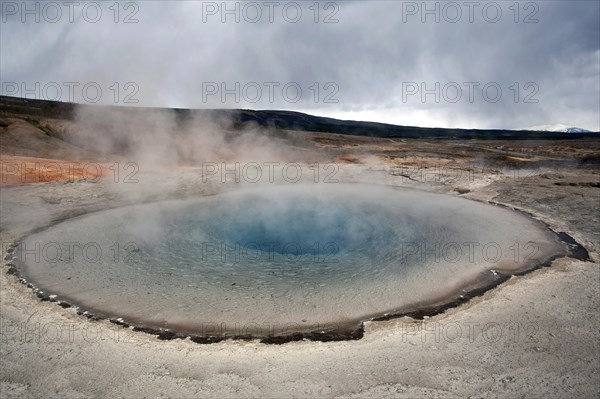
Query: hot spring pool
xmin=16 ymin=184 xmax=566 ymax=340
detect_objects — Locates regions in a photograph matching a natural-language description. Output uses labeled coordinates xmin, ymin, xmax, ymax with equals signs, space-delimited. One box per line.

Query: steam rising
xmin=68 ymin=105 xmax=320 ymax=169
xmin=17 ymin=184 xmax=565 ymax=337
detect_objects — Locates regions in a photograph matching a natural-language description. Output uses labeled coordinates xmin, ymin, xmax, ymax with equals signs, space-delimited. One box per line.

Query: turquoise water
xmin=18 ymin=184 xmax=565 ymax=338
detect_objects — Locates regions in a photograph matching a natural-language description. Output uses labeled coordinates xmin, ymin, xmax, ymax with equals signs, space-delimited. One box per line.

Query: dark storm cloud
xmin=1 ymin=0 xmax=598 ymax=130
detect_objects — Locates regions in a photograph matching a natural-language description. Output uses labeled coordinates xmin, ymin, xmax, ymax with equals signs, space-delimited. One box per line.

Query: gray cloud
xmin=1 ymin=0 xmax=598 ymax=130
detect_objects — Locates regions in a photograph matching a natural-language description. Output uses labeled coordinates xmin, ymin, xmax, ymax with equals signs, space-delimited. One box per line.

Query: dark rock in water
xmin=37 ymin=292 xmax=50 ymax=301
xmin=189 ymin=336 xmax=226 ymax=344
xmin=77 ymin=310 xmax=99 ymax=321
xmin=261 ymin=333 xmax=305 ymax=344
xmin=553 ymin=181 xmax=600 ymax=188
xmin=109 ymin=318 xmax=130 ymax=328
xmin=156 ymin=330 xmax=178 ymax=340
xmin=132 ymin=326 xmax=162 ymax=335
xmin=558 ymin=232 xmax=590 ymax=261
xmin=5 ymin=262 xmax=17 ymax=275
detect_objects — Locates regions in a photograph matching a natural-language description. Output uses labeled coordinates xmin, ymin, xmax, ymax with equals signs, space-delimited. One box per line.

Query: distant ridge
xmin=2 ymin=95 xmax=599 ymax=140
xmin=528 ymin=124 xmax=593 ymax=133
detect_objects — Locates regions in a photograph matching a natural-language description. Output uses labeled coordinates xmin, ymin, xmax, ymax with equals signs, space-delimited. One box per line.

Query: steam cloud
xmin=68 ymin=105 xmax=321 ymax=169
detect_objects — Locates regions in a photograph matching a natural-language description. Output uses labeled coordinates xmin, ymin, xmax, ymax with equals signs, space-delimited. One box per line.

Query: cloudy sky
xmin=1 ymin=0 xmax=599 ymax=130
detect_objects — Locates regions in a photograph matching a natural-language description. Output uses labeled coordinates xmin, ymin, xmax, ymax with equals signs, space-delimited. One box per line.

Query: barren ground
xmin=1 ymin=116 xmax=599 ymax=398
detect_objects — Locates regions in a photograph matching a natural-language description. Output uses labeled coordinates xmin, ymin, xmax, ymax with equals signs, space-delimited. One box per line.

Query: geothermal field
xmin=1 ymin=1 xmax=599 ymax=397
xmin=0 ymin=96 xmax=599 ymax=397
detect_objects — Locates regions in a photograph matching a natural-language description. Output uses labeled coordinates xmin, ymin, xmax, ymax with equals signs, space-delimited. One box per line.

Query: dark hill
xmin=1 ymin=95 xmax=598 ymax=140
